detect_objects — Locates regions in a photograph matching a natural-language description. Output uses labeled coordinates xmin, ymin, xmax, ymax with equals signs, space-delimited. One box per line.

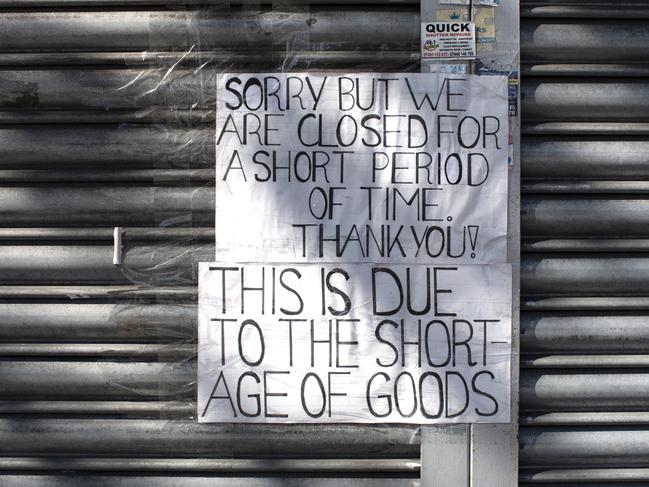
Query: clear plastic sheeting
xmin=0 ymin=0 xmax=424 ymax=483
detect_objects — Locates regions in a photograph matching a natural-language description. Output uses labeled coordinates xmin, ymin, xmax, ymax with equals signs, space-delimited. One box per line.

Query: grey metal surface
xmin=0 ymin=0 xmax=416 ymax=4
xmin=0 ymin=50 xmax=419 ymax=68
xmin=522 ymin=80 xmax=649 ymax=121
xmin=0 ymin=477 xmax=418 ymax=487
xmin=519 ymin=428 xmax=649 ymax=467
xmin=0 ymin=458 xmax=419 ymax=473
xmin=521 ymin=138 xmax=649 ymax=179
xmin=521 ymin=412 xmax=649 ymax=426
xmin=521 ymin=21 xmax=649 ymax=61
xmin=0 ymin=303 xmax=194 ymax=340
xmin=0 ymin=418 xmax=419 ymax=456
xmin=523 ymin=296 xmax=649 ymax=311
xmin=521 ymin=199 xmax=649 ymax=238
xmin=0 ymin=400 xmax=195 ymax=416
xmin=517 ymin=2 xmax=649 ymax=485
xmin=522 ymin=6 xmax=649 ymax=19
xmin=0 ymin=187 xmax=214 ymax=225
xmin=0 ymin=285 xmax=195 ymax=299
xmin=0 ymin=10 xmax=418 ymax=52
xmin=0 ymin=362 xmax=194 ymax=398
xmin=0 ymin=245 xmax=212 ymax=284
xmin=521 ymin=314 xmax=649 ymax=352
xmin=520 ymin=372 xmax=649 ymax=409
xmin=522 ymin=256 xmax=649 ymax=294
xmin=0 ymin=4 xmax=425 ymax=484
xmin=521 ymin=467 xmax=649 ymax=482
xmin=0 ymin=126 xmax=213 ymax=167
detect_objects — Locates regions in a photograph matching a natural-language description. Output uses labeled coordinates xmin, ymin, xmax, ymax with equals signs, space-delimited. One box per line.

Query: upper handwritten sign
xmin=215 ymin=73 xmax=508 ymax=264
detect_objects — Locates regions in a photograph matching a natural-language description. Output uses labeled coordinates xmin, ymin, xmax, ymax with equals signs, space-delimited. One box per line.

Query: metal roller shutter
xmin=0 ymin=0 xmax=644 ymax=485
xmin=519 ymin=1 xmax=649 ymax=485
xmin=0 ymin=2 xmax=423 ymax=486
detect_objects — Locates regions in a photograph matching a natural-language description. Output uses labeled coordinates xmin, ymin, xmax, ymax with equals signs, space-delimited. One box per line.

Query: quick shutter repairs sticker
xmin=421 ymin=21 xmax=477 ymax=60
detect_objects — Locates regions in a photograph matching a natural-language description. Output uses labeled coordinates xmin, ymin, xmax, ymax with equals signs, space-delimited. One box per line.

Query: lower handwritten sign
xmin=198 ymin=262 xmax=511 ymax=423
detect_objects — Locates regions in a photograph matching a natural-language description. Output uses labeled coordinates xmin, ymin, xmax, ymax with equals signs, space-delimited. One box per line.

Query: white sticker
xmin=421 ymin=21 xmax=477 ymax=60
xmin=428 ymin=63 xmax=468 ymax=74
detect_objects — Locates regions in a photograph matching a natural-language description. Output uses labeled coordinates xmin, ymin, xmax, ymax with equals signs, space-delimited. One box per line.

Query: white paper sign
xmin=214 ymin=73 xmax=508 ymax=264
xmin=198 ymin=262 xmax=511 ymax=423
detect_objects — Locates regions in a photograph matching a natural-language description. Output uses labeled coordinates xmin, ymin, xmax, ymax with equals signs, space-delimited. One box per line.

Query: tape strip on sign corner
xmin=197 ymin=262 xmax=512 ymax=424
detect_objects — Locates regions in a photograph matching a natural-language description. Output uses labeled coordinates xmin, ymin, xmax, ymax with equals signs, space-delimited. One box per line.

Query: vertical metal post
xmin=421 ymin=424 xmax=470 ymax=486
xmin=420 ymin=1 xmax=520 ymax=485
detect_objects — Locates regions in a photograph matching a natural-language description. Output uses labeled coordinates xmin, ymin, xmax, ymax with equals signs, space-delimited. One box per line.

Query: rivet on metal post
xmin=113 ymin=227 xmax=123 ymax=266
